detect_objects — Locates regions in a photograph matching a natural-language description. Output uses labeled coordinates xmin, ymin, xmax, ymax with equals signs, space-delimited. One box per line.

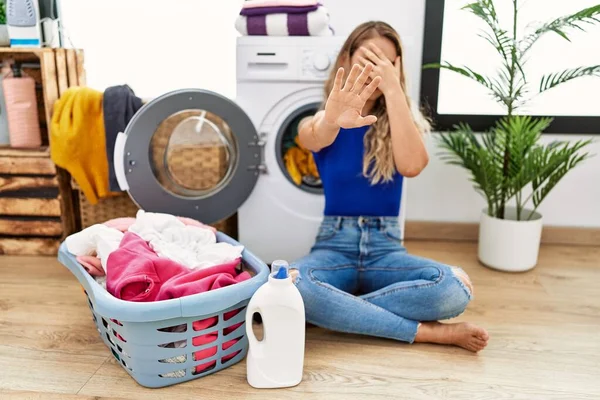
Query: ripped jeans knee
xmin=450 ymin=266 xmax=473 ymax=296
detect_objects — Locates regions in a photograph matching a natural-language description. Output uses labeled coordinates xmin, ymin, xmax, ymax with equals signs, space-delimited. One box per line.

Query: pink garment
xmin=190 ymin=307 xmax=244 ymax=374
xmin=106 ymin=232 xmax=249 ymax=374
xmin=103 ymin=216 xmax=217 ymax=233
xmin=103 ymin=217 xmax=136 ymax=232
xmin=106 ymin=232 xmax=250 ymax=302
xmin=77 ymin=255 xmax=105 ymax=277
xmin=242 ymin=0 xmax=318 ymax=8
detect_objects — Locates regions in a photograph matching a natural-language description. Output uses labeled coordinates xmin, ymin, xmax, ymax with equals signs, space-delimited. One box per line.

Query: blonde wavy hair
xmin=324 ymin=21 xmax=431 ymax=184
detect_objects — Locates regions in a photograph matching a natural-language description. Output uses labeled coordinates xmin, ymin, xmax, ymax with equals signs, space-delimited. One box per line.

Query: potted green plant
xmin=0 ymin=1 xmax=8 ymax=47
xmin=424 ymin=0 xmax=600 ymax=272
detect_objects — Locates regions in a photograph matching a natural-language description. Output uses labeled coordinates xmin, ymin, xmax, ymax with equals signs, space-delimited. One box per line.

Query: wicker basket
xmin=75 ymin=110 xmax=237 ymax=236
xmin=150 ymin=110 xmax=232 ymax=195
xmin=76 ymin=191 xmax=237 ymax=236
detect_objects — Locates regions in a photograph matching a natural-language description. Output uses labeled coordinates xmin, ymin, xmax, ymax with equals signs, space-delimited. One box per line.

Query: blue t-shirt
xmin=313 ymin=126 xmax=403 ymax=217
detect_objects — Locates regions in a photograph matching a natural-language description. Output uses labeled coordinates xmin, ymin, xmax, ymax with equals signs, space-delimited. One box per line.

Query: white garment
xmin=95 ymin=275 xmax=107 ymax=290
xmin=66 ymin=224 xmax=123 ymax=272
xmin=128 ymin=210 xmax=243 ymax=269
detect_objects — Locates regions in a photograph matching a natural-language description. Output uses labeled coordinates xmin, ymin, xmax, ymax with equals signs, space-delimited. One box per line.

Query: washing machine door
xmin=113 ymin=89 xmax=261 ymax=224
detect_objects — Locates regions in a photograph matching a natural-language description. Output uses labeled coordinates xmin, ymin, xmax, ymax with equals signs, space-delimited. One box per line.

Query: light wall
xmin=410 ymin=135 xmax=600 ymax=227
xmin=58 ymin=0 xmax=244 ymax=99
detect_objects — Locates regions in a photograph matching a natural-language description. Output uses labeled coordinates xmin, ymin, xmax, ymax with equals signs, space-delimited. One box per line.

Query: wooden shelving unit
xmin=0 ymin=48 xmax=85 ymax=255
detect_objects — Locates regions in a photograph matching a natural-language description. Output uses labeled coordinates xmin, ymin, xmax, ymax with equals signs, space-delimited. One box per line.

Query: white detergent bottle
xmin=246 ymin=260 xmax=305 ymax=388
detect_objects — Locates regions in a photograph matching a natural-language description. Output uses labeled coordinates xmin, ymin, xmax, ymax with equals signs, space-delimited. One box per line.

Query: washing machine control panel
xmin=302 ymin=49 xmax=338 ymax=79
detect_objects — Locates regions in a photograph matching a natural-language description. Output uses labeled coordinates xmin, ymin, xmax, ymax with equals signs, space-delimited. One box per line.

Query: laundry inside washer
xmin=279 ymin=105 xmax=322 ymax=192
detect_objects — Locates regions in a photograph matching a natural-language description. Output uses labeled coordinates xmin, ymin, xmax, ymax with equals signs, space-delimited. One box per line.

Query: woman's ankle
xmin=415 ymin=322 xmax=440 ymax=343
xmin=414 ymin=321 xmax=455 ymax=345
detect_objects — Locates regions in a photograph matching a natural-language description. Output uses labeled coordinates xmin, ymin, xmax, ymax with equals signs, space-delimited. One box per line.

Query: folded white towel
xmin=235 ymin=6 xmax=332 ymax=36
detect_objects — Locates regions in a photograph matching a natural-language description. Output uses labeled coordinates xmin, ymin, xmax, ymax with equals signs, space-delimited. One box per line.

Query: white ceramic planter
xmin=0 ymin=25 xmax=9 ymax=47
xmin=478 ymin=207 xmax=543 ymax=272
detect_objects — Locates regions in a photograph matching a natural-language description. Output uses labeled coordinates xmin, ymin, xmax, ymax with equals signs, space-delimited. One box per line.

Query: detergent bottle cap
xmin=271 ymin=260 xmax=289 ymax=279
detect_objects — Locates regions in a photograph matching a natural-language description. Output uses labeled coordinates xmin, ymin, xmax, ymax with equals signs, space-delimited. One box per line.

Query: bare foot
xmin=415 ymin=321 xmax=489 ymax=352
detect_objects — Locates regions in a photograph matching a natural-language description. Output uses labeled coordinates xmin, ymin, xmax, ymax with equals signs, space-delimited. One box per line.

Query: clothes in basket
xmin=66 ymin=210 xmax=236 ymax=280
xmin=108 ymin=232 xmax=250 ymax=376
xmin=106 ymin=231 xmax=250 ymax=302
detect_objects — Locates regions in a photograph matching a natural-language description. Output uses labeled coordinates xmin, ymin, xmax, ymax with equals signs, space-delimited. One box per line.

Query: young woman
xmin=292 ymin=21 xmax=489 ymax=352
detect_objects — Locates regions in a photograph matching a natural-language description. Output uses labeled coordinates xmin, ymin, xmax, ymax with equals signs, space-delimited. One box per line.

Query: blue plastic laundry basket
xmin=57 ymin=232 xmax=269 ymax=388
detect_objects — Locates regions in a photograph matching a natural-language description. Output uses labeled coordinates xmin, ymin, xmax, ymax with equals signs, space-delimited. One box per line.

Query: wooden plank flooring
xmin=0 ymin=241 xmax=599 ymax=399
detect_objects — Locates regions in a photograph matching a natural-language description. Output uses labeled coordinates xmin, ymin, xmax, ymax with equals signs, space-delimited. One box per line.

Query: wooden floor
xmin=1 ymin=241 xmax=599 ymax=400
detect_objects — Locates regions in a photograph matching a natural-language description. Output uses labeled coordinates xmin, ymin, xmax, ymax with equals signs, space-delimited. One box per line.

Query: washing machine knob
xmin=312 ymin=54 xmax=331 ymax=71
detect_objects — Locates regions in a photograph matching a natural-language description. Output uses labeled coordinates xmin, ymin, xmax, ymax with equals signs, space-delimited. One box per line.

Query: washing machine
xmin=113 ymin=36 xmax=406 ymax=264
xmin=235 ymin=36 xmax=344 ymax=263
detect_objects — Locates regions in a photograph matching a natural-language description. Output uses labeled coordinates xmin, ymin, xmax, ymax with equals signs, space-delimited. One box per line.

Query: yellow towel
xmin=50 ymin=87 xmax=111 ymax=205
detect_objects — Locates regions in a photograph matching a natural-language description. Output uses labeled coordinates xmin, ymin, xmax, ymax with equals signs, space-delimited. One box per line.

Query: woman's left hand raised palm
xmin=358 ymin=43 xmax=402 ymax=95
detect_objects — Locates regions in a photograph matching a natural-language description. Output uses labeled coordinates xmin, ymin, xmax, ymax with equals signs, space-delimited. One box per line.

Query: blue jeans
xmin=291 ymin=216 xmax=473 ymax=343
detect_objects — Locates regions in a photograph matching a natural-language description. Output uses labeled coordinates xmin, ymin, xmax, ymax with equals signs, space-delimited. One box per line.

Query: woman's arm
xmin=298 ymin=64 xmax=381 ymax=153
xmin=298 ymin=111 xmax=341 ymax=152
xmin=360 ymin=43 xmax=429 ymax=177
xmin=385 ymin=88 xmax=429 ymax=177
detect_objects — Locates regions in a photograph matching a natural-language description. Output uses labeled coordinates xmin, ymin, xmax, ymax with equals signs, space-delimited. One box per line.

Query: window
xmin=59 ymin=0 xmax=241 ymax=100
xmin=420 ymin=0 xmax=600 ymax=133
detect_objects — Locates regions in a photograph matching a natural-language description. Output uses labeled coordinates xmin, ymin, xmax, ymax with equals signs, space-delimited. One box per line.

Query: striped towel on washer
xmin=240 ymin=4 xmax=319 ymax=16
xmin=235 ymin=5 xmax=333 ymax=36
xmin=241 ymin=0 xmax=319 ymax=9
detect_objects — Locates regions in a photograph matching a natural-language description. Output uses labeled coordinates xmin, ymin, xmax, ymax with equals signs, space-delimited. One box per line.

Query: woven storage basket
xmin=77 ymin=189 xmax=236 ymax=235
xmin=76 ymin=109 xmax=236 ymax=235
xmin=150 ymin=109 xmax=232 ymax=194
xmin=57 ymin=233 xmax=269 ymax=388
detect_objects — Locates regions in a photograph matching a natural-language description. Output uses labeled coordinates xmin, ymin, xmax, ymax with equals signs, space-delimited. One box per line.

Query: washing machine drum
xmin=114 ymin=89 xmax=260 ymax=224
